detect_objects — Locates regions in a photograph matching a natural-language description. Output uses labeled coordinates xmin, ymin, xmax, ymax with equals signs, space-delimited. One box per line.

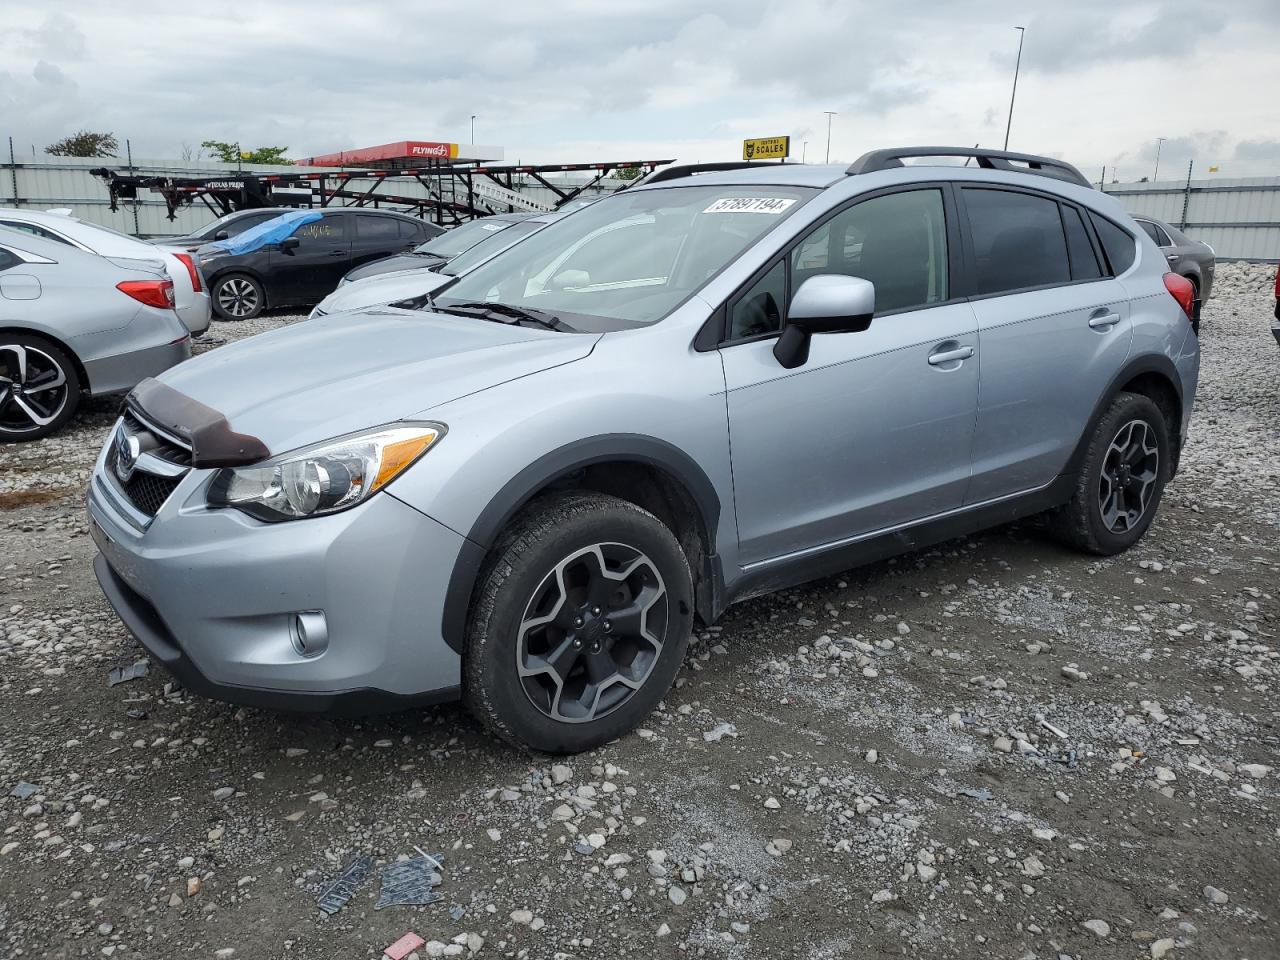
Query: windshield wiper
xmin=436 ymin=300 xmax=570 ymax=331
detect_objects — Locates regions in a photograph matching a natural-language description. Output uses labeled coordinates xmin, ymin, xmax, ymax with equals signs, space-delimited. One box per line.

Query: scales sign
xmin=743 ymin=136 xmax=790 ymax=161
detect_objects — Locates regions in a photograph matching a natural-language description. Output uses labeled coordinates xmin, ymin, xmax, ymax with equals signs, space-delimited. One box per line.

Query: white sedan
xmin=0 ymin=208 xmax=211 ymax=334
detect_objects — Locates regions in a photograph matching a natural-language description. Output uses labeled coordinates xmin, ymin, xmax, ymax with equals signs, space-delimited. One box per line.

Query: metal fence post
xmin=7 ymin=136 xmax=19 ymax=208
xmin=1179 ymin=159 xmax=1193 ymax=229
xmin=126 ymin=138 xmax=141 ymax=236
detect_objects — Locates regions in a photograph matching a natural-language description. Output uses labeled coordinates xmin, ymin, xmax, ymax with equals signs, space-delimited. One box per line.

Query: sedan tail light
xmin=1274 ymin=263 xmax=1280 ymax=301
xmin=1162 ymin=272 xmax=1195 ymax=320
xmin=173 ymin=253 xmax=203 ymax=293
xmin=117 ymin=279 xmax=176 ymax=310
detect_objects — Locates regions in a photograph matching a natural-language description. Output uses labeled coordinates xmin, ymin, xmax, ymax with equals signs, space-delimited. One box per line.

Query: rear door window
xmin=1088 ymin=212 xmax=1137 ymax=275
xmin=355 ymin=215 xmax=400 ymax=240
xmin=963 ymin=188 xmax=1071 ymax=295
xmin=0 ymin=221 xmax=70 ymax=245
xmin=1137 ymin=220 xmax=1172 ymax=247
xmin=1062 ymin=205 xmax=1103 ymax=281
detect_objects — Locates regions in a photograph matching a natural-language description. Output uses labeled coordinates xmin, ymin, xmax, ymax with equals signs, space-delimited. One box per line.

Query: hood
xmin=345 ymin=252 xmax=441 ymax=282
xmin=151 ymin=308 xmax=598 ymax=455
xmin=317 ymin=269 xmax=453 ymax=316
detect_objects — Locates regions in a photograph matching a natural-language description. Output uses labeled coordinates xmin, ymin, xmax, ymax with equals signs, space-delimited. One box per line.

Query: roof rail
xmin=642 ymin=160 xmax=787 ymax=185
xmin=847 ymin=147 xmax=1092 ymax=189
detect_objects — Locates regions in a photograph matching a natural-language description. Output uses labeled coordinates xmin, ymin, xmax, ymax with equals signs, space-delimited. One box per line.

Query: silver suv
xmin=87 ymin=147 xmax=1200 ymax=753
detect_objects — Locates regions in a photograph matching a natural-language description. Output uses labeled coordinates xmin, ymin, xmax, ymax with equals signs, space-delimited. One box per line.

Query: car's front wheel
xmin=1050 ymin=391 xmax=1171 ymax=555
xmin=212 ymin=274 xmax=265 ymax=320
xmin=0 ymin=334 xmax=81 ymax=441
xmin=464 ymin=492 xmax=693 ymax=753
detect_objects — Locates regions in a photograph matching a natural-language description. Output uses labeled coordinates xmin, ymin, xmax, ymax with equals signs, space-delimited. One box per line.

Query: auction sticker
xmin=703 ymin=197 xmax=796 ymax=215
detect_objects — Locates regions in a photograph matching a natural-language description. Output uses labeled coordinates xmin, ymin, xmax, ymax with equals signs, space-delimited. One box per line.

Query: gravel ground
xmin=1 ymin=267 xmax=1277 ymax=960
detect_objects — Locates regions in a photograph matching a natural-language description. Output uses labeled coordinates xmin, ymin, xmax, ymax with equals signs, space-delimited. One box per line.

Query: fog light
xmin=291 ymin=611 xmax=329 ymax=657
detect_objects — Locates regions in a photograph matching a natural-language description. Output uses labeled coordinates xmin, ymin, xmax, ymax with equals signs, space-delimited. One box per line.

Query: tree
xmin=200 ymin=140 xmax=292 ymax=165
xmin=614 ymin=166 xmax=642 ymax=181
xmin=45 ymin=130 xmax=118 ymax=158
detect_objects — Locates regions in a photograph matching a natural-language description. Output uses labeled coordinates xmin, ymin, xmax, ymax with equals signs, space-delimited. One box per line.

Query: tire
xmin=211 ymin=274 xmax=265 ymax=320
xmin=1050 ymin=391 xmax=1171 ymax=555
xmin=463 ymin=491 xmax=694 ymax=753
xmin=0 ymin=333 xmax=81 ymax=441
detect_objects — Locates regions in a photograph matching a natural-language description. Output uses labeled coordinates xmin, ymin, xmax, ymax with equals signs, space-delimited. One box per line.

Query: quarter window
xmin=1088 ymin=211 xmax=1136 ymax=275
xmin=729 ymin=259 xmax=787 ymax=339
xmin=790 ymin=189 xmax=948 ymax=313
xmin=963 ymin=188 xmax=1071 ymax=295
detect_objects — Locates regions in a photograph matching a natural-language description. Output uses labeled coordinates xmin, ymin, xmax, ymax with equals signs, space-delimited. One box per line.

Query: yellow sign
xmin=743 ymin=136 xmax=790 ymax=161
xmin=1208 ymin=165 xmax=1219 ymax=173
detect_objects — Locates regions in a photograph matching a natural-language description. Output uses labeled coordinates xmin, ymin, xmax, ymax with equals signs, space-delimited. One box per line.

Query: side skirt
xmin=719 ymin=473 xmax=1077 ymax=610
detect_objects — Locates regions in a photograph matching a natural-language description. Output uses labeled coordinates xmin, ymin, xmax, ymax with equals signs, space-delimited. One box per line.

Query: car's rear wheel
xmin=1050 ymin=391 xmax=1170 ymax=555
xmin=0 ymin=334 xmax=81 ymax=441
xmin=212 ymin=274 xmax=264 ymax=320
xmin=464 ymin=492 xmax=693 ymax=753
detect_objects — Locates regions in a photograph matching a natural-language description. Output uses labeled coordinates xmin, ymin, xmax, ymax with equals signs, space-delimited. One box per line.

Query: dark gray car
xmin=1133 ymin=217 xmax=1215 ymax=330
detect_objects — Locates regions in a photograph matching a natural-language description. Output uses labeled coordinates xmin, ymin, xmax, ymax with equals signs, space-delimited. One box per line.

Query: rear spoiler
xmin=128 ymin=378 xmax=270 ymax=468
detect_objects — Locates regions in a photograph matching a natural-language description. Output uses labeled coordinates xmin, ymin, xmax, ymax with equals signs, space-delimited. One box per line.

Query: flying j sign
xmin=742 ymin=136 xmax=790 ymax=161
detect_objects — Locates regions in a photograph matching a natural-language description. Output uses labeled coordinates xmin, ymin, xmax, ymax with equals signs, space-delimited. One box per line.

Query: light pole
xmin=802 ymin=140 xmax=808 ymax=162
xmin=823 ymin=111 xmax=836 ymax=163
xmin=1153 ymin=137 xmax=1167 ymax=181
xmin=1003 ymin=26 xmax=1025 ymax=151
xmin=470 ymin=115 xmax=477 ymax=145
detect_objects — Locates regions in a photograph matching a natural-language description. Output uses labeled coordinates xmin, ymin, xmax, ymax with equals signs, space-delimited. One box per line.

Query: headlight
xmin=208 ymin=423 xmax=444 ymax=521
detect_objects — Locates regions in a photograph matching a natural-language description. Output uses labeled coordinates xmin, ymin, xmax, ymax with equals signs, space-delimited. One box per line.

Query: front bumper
xmin=87 ymin=458 xmax=467 ymax=712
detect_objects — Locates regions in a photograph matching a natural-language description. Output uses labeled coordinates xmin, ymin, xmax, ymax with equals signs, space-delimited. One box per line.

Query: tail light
xmin=1162 ymin=273 xmax=1195 ymax=320
xmin=1274 ymin=263 xmax=1280 ymax=301
xmin=117 ymin=279 xmax=176 ymax=310
xmin=173 ymin=253 xmax=202 ymax=293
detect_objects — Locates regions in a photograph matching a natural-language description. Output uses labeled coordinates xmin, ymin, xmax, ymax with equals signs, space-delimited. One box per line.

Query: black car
xmin=197 ymin=208 xmax=442 ymax=319
xmin=153 ymin=209 xmax=290 ymax=254
xmin=342 ymin=212 xmax=535 ymax=283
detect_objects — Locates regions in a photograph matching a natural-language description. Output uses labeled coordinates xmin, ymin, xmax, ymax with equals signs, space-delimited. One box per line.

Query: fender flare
xmin=439 ymin=434 xmax=722 ymax=654
xmin=1063 ymin=351 xmax=1185 ymax=479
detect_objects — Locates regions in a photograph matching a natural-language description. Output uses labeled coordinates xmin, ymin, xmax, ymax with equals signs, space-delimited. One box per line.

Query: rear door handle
xmin=1166 ymin=253 xmax=1179 ymax=262
xmin=1088 ymin=311 xmax=1122 ymax=330
xmin=927 ymin=345 xmax=975 ymax=366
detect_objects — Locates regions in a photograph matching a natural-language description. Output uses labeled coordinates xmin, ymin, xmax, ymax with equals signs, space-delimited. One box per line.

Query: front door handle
xmin=1166 ymin=253 xmax=1179 ymax=262
xmin=329 ymin=250 xmax=347 ymax=257
xmin=927 ymin=345 xmax=975 ymax=366
xmin=1088 ymin=311 xmax=1122 ymax=330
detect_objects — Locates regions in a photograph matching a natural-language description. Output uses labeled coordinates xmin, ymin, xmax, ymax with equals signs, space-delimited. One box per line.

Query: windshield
xmin=435 ymin=184 xmax=813 ymax=330
xmin=440 ymin=220 xmax=545 ymax=276
xmin=194 ymin=210 xmax=275 ymax=239
xmin=414 ymin=218 xmax=514 ymax=258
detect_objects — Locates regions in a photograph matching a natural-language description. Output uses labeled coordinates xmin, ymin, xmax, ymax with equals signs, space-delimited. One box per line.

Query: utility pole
xmin=802 ymin=141 xmax=808 ymax=162
xmin=1003 ymin=26 xmax=1025 ymax=151
xmin=470 ymin=115 xmax=476 ymax=145
xmin=1153 ymin=137 xmax=1167 ymax=181
xmin=823 ymin=111 xmax=836 ymax=163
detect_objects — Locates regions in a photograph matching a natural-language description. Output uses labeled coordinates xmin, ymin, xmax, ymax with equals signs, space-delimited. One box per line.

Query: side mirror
xmin=773 ymin=275 xmax=875 ymax=369
xmin=279 ymin=236 xmax=301 ymax=254
xmin=213 ymin=230 xmax=230 ymax=241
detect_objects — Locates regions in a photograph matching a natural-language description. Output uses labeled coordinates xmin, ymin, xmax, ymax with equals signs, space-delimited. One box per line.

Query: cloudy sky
xmin=2 ymin=0 xmax=1278 ymax=182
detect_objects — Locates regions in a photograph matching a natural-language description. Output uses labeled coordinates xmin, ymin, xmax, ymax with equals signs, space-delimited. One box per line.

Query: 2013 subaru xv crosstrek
xmin=88 ymin=147 xmax=1200 ymax=754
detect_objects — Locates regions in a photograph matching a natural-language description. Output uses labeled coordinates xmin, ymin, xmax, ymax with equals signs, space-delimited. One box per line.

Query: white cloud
xmin=0 ymin=0 xmax=1275 ymax=178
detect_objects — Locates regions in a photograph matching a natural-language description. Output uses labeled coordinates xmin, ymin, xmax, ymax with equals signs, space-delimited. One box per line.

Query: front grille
xmin=105 ymin=409 xmax=194 ymax=522
xmin=121 ymin=471 xmax=183 ymax=516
